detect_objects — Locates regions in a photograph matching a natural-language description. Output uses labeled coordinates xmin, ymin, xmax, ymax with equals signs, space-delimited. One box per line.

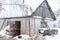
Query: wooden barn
xmin=0 ymin=0 xmax=56 ymax=39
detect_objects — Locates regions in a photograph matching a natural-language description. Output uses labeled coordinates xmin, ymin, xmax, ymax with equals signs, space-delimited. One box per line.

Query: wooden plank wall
xmin=29 ymin=18 xmax=41 ymax=36
xmin=0 ymin=18 xmax=41 ymax=36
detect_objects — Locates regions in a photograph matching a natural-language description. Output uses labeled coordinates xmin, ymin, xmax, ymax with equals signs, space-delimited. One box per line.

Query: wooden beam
xmin=0 ymin=16 xmax=31 ymax=19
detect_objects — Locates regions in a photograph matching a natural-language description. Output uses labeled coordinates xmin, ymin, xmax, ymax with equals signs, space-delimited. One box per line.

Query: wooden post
xmin=25 ymin=16 xmax=31 ymax=35
xmin=0 ymin=19 xmax=6 ymax=31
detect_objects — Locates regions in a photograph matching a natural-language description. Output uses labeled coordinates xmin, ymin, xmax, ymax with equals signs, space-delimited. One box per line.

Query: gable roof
xmin=31 ymin=0 xmax=56 ymax=20
xmin=0 ymin=0 xmax=56 ymax=20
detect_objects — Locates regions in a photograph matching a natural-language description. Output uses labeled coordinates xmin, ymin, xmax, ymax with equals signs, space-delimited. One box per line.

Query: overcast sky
xmin=0 ymin=0 xmax=60 ymax=18
xmin=25 ymin=0 xmax=60 ymax=12
xmin=1 ymin=0 xmax=60 ymax=12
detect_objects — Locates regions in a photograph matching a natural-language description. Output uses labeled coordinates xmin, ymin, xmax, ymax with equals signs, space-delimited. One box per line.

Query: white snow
xmin=0 ymin=25 xmax=10 ymax=35
xmin=1 ymin=25 xmax=60 ymax=40
xmin=0 ymin=25 xmax=30 ymax=40
xmin=15 ymin=34 xmax=30 ymax=40
xmin=45 ymin=28 xmax=60 ymax=40
xmin=0 ymin=25 xmax=11 ymax=38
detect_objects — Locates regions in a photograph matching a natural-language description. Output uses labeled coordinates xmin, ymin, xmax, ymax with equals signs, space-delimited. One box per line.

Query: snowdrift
xmin=45 ymin=28 xmax=60 ymax=40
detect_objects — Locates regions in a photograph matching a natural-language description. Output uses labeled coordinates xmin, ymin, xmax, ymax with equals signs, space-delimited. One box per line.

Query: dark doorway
xmin=9 ymin=21 xmax=21 ymax=36
xmin=15 ymin=21 xmax=21 ymax=35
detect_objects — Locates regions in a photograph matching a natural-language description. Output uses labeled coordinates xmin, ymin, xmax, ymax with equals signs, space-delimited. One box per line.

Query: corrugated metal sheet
xmin=0 ymin=5 xmax=32 ymax=18
xmin=0 ymin=0 xmax=32 ymax=18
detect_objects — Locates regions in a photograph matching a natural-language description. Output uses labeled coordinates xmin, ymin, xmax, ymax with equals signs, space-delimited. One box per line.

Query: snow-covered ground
xmin=0 ymin=25 xmax=30 ymax=40
xmin=0 ymin=25 xmax=60 ymax=40
xmin=45 ymin=28 xmax=60 ymax=40
xmin=0 ymin=25 xmax=10 ymax=37
xmin=15 ymin=34 xmax=30 ymax=40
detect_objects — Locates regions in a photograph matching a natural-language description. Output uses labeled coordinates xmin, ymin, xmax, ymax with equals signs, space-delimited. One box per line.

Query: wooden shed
xmin=0 ymin=0 xmax=56 ymax=37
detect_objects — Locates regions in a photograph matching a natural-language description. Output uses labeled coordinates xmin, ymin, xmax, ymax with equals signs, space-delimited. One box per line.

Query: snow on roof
xmin=0 ymin=4 xmax=32 ymax=18
xmin=0 ymin=0 xmax=32 ymax=18
xmin=0 ymin=0 xmax=56 ymax=20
